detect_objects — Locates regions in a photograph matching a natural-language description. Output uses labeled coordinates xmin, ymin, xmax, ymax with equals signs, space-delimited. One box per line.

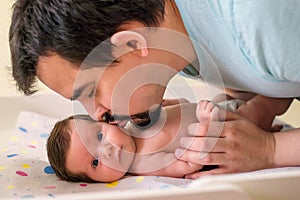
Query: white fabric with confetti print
xmin=1 ymin=111 xmax=300 ymax=200
xmin=0 ymin=111 xmax=192 ymax=199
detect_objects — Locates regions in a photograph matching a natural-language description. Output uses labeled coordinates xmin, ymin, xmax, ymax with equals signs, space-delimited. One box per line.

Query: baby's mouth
xmin=118 ymin=145 xmax=122 ymax=162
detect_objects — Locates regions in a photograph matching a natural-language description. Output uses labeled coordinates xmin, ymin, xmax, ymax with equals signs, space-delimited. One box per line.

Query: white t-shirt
xmin=176 ymin=0 xmax=300 ymax=97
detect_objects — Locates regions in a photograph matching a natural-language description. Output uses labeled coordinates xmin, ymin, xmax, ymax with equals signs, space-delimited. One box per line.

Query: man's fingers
xmin=187 ymin=162 xmax=203 ymax=170
xmin=175 ymin=149 xmax=226 ymax=166
xmin=180 ymin=137 xmax=227 ymax=152
xmin=187 ymin=121 xmax=225 ymax=137
xmin=187 ymin=122 xmax=208 ymax=137
xmin=185 ymin=167 xmax=228 ymax=179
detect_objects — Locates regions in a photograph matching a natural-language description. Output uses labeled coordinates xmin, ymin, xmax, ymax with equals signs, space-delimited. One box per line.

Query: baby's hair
xmin=47 ymin=115 xmax=96 ymax=182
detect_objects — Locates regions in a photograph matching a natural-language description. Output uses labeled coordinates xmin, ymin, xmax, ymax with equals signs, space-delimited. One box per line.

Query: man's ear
xmin=110 ymin=31 xmax=148 ymax=57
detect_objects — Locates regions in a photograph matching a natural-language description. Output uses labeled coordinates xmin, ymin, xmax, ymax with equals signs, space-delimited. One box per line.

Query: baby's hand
xmin=196 ymin=100 xmax=222 ymax=122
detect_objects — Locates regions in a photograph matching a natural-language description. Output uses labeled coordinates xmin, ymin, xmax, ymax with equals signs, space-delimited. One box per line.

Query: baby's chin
xmin=101 ymin=161 xmax=133 ymax=182
xmin=120 ymin=149 xmax=136 ymax=172
xmin=93 ymin=170 xmax=126 ymax=183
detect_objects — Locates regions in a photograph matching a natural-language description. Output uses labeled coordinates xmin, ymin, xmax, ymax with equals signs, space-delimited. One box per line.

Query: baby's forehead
xmin=68 ymin=119 xmax=93 ymax=143
xmin=71 ymin=117 xmax=94 ymax=124
xmin=69 ymin=118 xmax=89 ymax=130
xmin=72 ymin=115 xmax=95 ymax=122
xmin=70 ymin=118 xmax=106 ymax=132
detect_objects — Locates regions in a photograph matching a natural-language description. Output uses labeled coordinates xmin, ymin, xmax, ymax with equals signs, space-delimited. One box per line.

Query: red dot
xmin=43 ymin=186 xmax=56 ymax=189
xmin=27 ymin=145 xmax=37 ymax=149
xmin=16 ymin=170 xmax=28 ymax=176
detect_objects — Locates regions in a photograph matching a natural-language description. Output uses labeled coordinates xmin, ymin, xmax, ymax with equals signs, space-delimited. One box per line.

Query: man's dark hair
xmin=9 ymin=0 xmax=165 ymax=95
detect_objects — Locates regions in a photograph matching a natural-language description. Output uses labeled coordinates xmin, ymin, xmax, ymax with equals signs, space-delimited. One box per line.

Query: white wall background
xmin=0 ymin=0 xmax=50 ymax=96
xmin=0 ymin=0 xmax=299 ymax=127
xmin=0 ymin=0 xmax=17 ymax=96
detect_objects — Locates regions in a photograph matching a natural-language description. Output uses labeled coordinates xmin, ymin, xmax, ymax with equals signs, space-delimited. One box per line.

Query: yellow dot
xmin=0 ymin=148 xmax=8 ymax=153
xmin=105 ymin=181 xmax=118 ymax=188
xmin=31 ymin=140 xmax=37 ymax=145
xmin=9 ymin=136 xmax=18 ymax=142
xmin=0 ymin=166 xmax=7 ymax=171
xmin=31 ymin=122 xmax=37 ymax=126
xmin=136 ymin=176 xmax=144 ymax=183
xmin=7 ymin=185 xmax=15 ymax=189
xmin=22 ymin=164 xmax=30 ymax=169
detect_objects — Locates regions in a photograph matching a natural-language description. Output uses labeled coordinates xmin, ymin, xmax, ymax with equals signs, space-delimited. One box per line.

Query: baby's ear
xmin=110 ymin=31 xmax=148 ymax=57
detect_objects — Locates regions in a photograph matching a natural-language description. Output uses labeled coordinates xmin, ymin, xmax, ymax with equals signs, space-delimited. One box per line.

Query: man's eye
xmin=88 ymin=89 xmax=95 ymax=98
xmin=97 ymin=132 xmax=103 ymax=141
xmin=92 ymin=158 xmax=99 ymax=168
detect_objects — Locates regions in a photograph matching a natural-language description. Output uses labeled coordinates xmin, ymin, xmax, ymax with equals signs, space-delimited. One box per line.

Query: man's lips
xmin=109 ymin=120 xmax=129 ymax=127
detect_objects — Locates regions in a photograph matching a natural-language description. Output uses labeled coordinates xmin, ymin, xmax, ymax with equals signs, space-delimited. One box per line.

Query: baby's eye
xmin=97 ymin=132 xmax=103 ymax=141
xmin=92 ymin=158 xmax=99 ymax=168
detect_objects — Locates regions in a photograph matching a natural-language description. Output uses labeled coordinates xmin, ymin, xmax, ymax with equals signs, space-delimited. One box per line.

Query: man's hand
xmin=175 ymin=101 xmax=276 ymax=179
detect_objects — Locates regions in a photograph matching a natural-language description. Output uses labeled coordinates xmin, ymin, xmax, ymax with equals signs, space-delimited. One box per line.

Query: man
xmin=9 ymin=0 xmax=300 ymax=178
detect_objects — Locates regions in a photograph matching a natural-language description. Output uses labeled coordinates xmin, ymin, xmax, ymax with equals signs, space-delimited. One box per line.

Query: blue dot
xmin=19 ymin=127 xmax=28 ymax=133
xmin=160 ymin=185 xmax=171 ymax=190
xmin=40 ymin=133 xmax=49 ymax=138
xmin=48 ymin=194 xmax=55 ymax=198
xmin=21 ymin=195 xmax=34 ymax=199
xmin=44 ymin=166 xmax=54 ymax=174
xmin=7 ymin=154 xmax=18 ymax=158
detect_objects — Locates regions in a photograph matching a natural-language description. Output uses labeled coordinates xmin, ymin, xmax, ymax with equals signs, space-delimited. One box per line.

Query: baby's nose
xmin=101 ymin=143 xmax=113 ymax=159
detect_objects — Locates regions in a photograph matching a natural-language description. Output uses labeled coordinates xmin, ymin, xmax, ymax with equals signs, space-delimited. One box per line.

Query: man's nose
xmin=93 ymin=105 xmax=110 ymax=121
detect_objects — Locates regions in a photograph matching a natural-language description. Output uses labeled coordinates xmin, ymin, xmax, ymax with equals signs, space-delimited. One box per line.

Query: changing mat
xmin=1 ymin=111 xmax=194 ymax=199
xmin=1 ymin=111 xmax=300 ymax=200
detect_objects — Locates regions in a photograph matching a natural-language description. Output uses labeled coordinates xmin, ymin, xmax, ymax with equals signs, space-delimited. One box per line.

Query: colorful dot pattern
xmin=0 ymin=111 xmax=191 ymax=199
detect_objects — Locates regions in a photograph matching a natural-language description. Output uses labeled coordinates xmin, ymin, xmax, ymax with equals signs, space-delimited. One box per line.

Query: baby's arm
xmin=161 ymin=98 xmax=189 ymax=107
xmin=130 ymin=152 xmax=202 ymax=178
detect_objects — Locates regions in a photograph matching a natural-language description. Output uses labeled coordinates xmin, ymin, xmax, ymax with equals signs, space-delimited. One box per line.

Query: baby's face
xmin=65 ymin=119 xmax=136 ymax=182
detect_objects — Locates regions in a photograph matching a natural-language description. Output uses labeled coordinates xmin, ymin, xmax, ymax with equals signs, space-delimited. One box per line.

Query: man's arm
xmin=236 ymin=95 xmax=293 ymax=131
xmin=274 ymin=128 xmax=300 ymax=167
xmin=215 ymin=89 xmax=293 ymax=131
xmin=129 ymin=152 xmax=202 ymax=178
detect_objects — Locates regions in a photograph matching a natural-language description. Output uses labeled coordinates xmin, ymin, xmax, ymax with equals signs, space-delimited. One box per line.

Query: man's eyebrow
xmin=71 ymin=82 xmax=93 ymax=100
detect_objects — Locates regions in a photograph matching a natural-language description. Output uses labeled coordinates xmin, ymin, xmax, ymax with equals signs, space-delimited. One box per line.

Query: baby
xmin=47 ymin=97 xmax=284 ymax=183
